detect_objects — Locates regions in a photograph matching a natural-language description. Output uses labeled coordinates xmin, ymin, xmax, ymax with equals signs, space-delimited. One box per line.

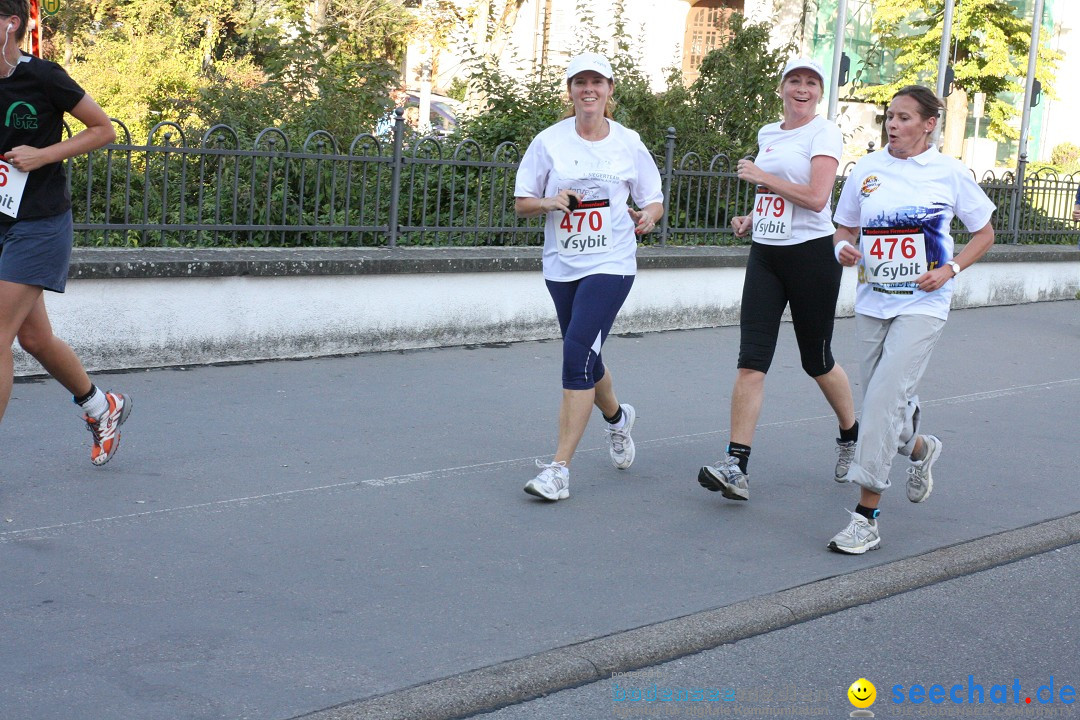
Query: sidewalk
xmin=2 ymin=300 xmax=1079 ymax=720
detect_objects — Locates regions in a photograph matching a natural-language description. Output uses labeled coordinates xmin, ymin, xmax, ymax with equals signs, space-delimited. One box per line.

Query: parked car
xmin=376 ymin=90 xmax=461 ymax=137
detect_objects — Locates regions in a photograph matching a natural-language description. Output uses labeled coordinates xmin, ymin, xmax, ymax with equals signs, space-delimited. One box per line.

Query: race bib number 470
xmin=0 ymin=159 xmax=29 ymax=219
xmin=861 ymin=227 xmax=927 ymax=283
xmin=555 ymin=199 xmax=613 ymax=256
xmin=752 ymin=186 xmax=793 ymax=241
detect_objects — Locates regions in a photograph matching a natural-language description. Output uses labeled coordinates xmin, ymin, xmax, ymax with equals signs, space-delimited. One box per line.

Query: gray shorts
xmin=0 ymin=211 xmax=74 ymax=293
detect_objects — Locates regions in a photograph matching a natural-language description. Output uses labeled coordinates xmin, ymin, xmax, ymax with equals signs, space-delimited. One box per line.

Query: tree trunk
xmin=942 ymin=87 xmax=968 ymax=159
xmin=308 ymin=0 xmax=330 ymax=36
xmin=202 ymin=17 xmax=216 ymax=73
xmin=463 ymin=0 xmax=526 ymax=110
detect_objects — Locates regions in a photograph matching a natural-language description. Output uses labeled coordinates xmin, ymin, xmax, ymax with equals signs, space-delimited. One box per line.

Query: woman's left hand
xmin=915 ymin=266 xmax=955 ymax=293
xmin=629 ymin=208 xmax=656 ymax=235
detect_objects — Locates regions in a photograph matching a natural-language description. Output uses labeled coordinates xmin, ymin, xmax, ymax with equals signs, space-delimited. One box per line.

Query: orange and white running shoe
xmin=84 ymin=392 xmax=132 ymax=466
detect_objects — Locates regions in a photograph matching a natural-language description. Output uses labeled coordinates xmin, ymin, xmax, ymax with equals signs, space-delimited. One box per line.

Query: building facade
xmin=407 ymin=0 xmax=1077 ymax=170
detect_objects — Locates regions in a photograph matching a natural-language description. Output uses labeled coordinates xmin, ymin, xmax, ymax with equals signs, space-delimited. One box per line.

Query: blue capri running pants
xmin=546 ymin=274 xmax=635 ymax=390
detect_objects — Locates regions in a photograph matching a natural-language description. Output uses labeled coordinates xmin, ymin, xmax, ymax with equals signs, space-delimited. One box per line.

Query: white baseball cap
xmin=565 ymin=52 xmax=614 ymax=81
xmin=782 ymin=57 xmax=825 ymax=84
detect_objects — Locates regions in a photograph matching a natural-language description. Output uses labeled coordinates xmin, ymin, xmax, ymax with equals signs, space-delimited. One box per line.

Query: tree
xmin=856 ymin=0 xmax=1060 ymax=153
xmin=456 ymin=9 xmax=789 ymax=162
xmin=659 ymin=13 xmax=793 ymax=160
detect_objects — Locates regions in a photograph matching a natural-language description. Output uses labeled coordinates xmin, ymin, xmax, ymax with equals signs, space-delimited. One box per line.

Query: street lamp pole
xmin=1017 ymin=0 xmax=1045 ymax=169
xmin=1012 ymin=0 xmax=1045 ymax=243
xmin=935 ymin=0 xmax=956 ymax=98
xmin=828 ymin=0 xmax=848 ymax=121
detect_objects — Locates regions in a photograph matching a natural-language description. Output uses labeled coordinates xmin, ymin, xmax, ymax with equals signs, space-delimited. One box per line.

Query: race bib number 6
xmin=0 ymin=159 xmax=29 ymax=219
xmin=752 ymin=186 xmax=793 ymax=241
xmin=861 ymin=227 xmax=927 ymax=283
xmin=555 ymin=198 xmax=613 ymax=256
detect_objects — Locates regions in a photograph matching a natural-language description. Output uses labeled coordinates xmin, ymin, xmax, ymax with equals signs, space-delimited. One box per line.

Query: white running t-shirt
xmin=515 ymin=117 xmax=664 ymax=281
xmin=833 ymin=146 xmax=996 ymax=320
xmin=750 ymin=115 xmax=843 ymax=246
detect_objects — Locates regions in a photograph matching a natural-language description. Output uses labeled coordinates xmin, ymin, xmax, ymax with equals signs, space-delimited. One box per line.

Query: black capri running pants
xmin=738 ymin=234 xmax=842 ymax=377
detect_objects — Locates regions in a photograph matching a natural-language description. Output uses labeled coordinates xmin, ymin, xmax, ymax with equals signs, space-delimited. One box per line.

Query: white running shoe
xmin=697 ymin=455 xmax=749 ymax=501
xmin=524 ymin=460 xmax=569 ymax=501
xmin=828 ymin=510 xmax=881 ymax=555
xmin=84 ymin=391 xmax=132 ymax=466
xmin=834 ymin=439 xmax=856 ymax=483
xmin=907 ymin=434 xmax=942 ymax=503
xmin=605 ymin=404 xmax=636 ymax=469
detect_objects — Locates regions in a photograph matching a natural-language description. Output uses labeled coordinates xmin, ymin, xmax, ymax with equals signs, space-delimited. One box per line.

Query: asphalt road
xmin=2 ymin=299 xmax=1079 ymax=720
xmin=481 ymin=543 xmax=1080 ymax=720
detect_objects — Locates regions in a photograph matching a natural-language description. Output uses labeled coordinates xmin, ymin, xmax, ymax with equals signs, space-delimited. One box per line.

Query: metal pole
xmin=1012 ymin=0 xmax=1045 ymax=243
xmin=827 ymin=0 xmax=848 ymax=121
xmin=387 ymin=107 xmax=405 ymax=248
xmin=660 ymin=127 xmax=675 ymax=247
xmin=935 ymin=0 xmax=956 ymax=98
xmin=1017 ymin=0 xmax=1044 ymax=167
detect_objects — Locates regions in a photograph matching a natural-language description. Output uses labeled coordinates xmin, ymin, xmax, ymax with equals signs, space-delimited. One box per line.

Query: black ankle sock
xmin=73 ymin=384 xmax=97 ymax=406
xmin=839 ymin=419 xmax=859 ymax=443
xmin=727 ymin=442 xmax=751 ymax=475
xmin=855 ymin=504 xmax=879 ymax=521
xmin=603 ymin=406 xmax=623 ymax=425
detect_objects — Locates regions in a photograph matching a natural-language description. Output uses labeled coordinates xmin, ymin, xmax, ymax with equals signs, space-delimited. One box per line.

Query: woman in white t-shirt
xmin=513 ymin=52 xmax=664 ymax=501
xmin=827 ymin=85 xmax=996 ymax=554
xmin=697 ymin=57 xmax=857 ymax=502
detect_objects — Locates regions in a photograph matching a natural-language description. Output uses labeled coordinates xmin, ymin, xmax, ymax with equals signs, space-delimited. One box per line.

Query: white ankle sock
xmin=78 ymin=387 xmax=108 ymax=418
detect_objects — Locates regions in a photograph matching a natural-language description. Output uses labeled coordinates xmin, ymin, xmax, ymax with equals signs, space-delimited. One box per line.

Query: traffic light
xmin=942 ymin=65 xmax=954 ymax=97
xmin=1030 ymin=79 xmax=1042 ymax=107
xmin=838 ymin=52 xmax=851 ymax=86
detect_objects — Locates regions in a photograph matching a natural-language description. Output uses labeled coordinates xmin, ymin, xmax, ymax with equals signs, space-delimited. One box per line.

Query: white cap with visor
xmin=781 ymin=57 xmax=825 ymax=84
xmin=565 ymin=53 xmax=614 ymax=81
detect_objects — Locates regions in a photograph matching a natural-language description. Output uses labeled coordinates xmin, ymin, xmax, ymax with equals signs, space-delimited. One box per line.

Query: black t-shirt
xmin=0 ymin=53 xmax=86 ymax=220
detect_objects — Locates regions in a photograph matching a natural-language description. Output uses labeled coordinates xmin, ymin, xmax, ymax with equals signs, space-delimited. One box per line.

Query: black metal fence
xmin=67 ymin=112 xmax=1080 ymax=247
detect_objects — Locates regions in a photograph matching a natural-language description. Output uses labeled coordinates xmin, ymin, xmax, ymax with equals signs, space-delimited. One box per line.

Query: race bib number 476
xmin=555 ymin=199 xmax=613 ymax=256
xmin=861 ymin=227 xmax=927 ymax=283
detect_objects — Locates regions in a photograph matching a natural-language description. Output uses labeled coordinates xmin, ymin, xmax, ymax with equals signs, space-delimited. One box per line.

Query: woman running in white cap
xmin=697 ymin=56 xmax=857 ymax=502
xmin=514 ymin=52 xmax=663 ymax=501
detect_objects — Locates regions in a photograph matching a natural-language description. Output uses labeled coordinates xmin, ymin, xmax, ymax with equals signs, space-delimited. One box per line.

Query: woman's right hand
xmin=731 ymin=215 xmax=752 ymax=238
xmin=541 ymin=190 xmax=581 ymax=214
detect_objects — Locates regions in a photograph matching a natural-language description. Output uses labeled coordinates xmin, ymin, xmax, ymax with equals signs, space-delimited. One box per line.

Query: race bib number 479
xmin=861 ymin=227 xmax=927 ymax=283
xmin=752 ymin=186 xmax=793 ymax=241
xmin=555 ymin=199 xmax=613 ymax=256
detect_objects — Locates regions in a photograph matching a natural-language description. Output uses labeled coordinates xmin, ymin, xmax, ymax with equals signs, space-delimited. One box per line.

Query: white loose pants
xmin=847 ymin=312 xmax=946 ymax=493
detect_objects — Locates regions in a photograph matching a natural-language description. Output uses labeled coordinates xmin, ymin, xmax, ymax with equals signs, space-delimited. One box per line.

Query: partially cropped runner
xmin=0 ymin=0 xmax=131 ymax=465
xmin=828 ymin=85 xmax=996 ymax=554
xmin=514 ymin=52 xmax=663 ymax=501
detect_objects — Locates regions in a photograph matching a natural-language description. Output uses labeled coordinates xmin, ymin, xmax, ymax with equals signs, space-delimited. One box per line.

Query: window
xmin=682 ymin=0 xmax=743 ymax=84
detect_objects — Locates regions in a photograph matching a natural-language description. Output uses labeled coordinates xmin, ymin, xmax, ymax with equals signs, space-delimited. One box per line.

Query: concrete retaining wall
xmin=15 ymin=245 xmax=1079 ymax=376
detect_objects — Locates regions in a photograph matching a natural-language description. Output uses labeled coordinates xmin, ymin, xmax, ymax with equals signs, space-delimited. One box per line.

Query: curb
xmin=291 ymin=511 xmax=1080 ymax=720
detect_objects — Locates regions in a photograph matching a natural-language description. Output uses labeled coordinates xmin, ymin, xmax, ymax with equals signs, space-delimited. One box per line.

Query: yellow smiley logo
xmin=848 ymin=678 xmax=876 ymax=708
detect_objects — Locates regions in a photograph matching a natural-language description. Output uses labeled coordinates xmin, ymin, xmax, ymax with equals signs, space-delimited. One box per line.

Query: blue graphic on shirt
xmin=865 ymin=203 xmax=949 ymax=289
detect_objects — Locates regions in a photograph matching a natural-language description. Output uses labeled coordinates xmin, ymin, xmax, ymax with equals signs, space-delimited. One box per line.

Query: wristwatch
xmin=946 ymin=260 xmax=961 ymax=277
